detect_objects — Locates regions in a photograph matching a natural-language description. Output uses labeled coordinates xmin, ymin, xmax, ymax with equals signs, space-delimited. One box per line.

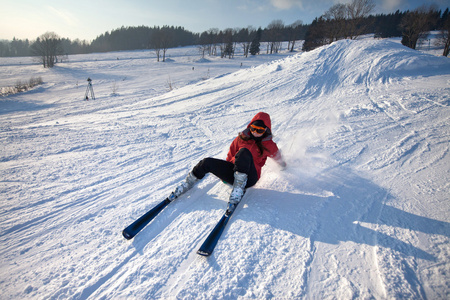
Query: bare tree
xmin=438 ymin=16 xmax=450 ymax=56
xmin=197 ymin=28 xmax=219 ymax=56
xmin=150 ymin=27 xmax=173 ymax=62
xmin=208 ymin=28 xmax=220 ymax=56
xmin=400 ymin=5 xmax=438 ymax=49
xmin=267 ymin=20 xmax=284 ymax=54
xmin=150 ymin=29 xmax=162 ymax=62
xmin=346 ymin=0 xmax=376 ymax=39
xmin=236 ymin=26 xmax=255 ymax=58
xmin=31 ymin=32 xmax=62 ymax=68
xmin=198 ymin=31 xmax=209 ymax=58
xmin=320 ymin=0 xmax=375 ymax=42
xmin=288 ymin=20 xmax=303 ymax=52
xmin=303 ymin=0 xmax=375 ymax=51
xmin=323 ymin=4 xmax=348 ymax=42
xmin=160 ymin=27 xmax=174 ymax=62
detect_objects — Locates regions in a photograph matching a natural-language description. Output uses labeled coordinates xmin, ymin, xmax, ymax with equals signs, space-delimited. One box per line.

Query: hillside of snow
xmin=0 ymin=39 xmax=449 ymax=299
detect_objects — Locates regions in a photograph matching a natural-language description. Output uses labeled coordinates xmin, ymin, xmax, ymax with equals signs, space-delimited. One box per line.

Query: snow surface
xmin=0 ymin=39 xmax=449 ymax=299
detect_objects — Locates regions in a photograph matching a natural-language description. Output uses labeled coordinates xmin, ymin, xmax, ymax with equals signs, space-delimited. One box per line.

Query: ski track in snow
xmin=1 ymin=38 xmax=449 ymax=299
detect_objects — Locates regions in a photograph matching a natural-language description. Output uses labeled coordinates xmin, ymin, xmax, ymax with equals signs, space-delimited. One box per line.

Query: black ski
xmin=197 ymin=204 xmax=238 ymax=256
xmin=122 ymin=198 xmax=171 ymax=240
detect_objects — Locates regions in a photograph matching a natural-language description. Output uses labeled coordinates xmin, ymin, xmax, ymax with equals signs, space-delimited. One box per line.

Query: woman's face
xmin=249 ymin=124 xmax=266 ymax=138
xmin=251 ymin=131 xmax=264 ymax=138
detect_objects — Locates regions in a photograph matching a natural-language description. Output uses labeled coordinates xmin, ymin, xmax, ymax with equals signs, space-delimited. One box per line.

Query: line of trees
xmin=0 ymin=22 xmax=308 ymax=67
xmin=0 ymin=38 xmax=30 ymax=57
xmin=303 ymin=0 xmax=378 ymax=51
xmin=303 ymin=0 xmax=449 ymax=54
xmin=1 ymin=1 xmax=449 ymax=68
xmin=197 ymin=22 xmax=306 ymax=59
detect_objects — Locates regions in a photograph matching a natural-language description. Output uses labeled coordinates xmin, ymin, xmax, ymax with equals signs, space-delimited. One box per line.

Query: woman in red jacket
xmin=168 ymin=112 xmax=286 ymax=213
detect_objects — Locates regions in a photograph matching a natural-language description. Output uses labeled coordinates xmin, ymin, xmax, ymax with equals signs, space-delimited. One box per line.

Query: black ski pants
xmin=192 ymin=148 xmax=258 ymax=188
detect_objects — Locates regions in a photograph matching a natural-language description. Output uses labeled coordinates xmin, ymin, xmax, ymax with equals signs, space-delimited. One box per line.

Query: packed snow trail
xmin=0 ymin=39 xmax=449 ymax=299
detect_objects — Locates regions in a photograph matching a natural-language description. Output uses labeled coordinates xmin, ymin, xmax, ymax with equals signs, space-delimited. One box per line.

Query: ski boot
xmin=168 ymin=172 xmax=198 ymax=201
xmin=226 ymin=171 xmax=247 ymax=215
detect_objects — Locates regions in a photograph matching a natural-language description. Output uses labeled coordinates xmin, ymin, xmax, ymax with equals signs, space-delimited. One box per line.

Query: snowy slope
xmin=0 ymin=39 xmax=449 ymax=299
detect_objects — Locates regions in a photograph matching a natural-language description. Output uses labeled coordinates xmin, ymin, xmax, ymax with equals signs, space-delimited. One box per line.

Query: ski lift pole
xmin=85 ymin=77 xmax=95 ymax=100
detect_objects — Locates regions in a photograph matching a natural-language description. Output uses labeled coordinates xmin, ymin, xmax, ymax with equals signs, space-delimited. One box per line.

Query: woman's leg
xmin=192 ymin=148 xmax=258 ymax=188
xmin=227 ymin=148 xmax=257 ymax=213
xmin=233 ymin=148 xmax=258 ymax=188
xmin=193 ymin=158 xmax=235 ymax=184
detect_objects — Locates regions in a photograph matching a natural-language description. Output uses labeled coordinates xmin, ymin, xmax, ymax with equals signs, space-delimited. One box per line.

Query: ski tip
xmin=122 ymin=230 xmax=134 ymax=240
xmin=197 ymin=250 xmax=211 ymax=257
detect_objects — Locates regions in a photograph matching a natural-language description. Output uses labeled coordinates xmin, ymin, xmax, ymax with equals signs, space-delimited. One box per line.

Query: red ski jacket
xmin=226 ymin=112 xmax=283 ymax=179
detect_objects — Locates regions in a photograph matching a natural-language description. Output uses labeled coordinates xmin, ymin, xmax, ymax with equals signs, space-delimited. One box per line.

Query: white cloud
xmin=270 ymin=0 xmax=304 ymax=10
xmin=379 ymin=0 xmax=404 ymax=11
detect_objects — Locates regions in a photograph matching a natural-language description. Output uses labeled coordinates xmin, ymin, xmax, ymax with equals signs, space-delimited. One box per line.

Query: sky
xmin=1 ymin=0 xmax=448 ymax=41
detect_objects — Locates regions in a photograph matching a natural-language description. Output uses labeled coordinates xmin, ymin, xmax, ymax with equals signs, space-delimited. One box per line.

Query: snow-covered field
xmin=0 ymin=38 xmax=449 ymax=299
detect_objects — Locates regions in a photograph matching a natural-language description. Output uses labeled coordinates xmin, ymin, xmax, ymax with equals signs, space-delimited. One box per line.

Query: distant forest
xmin=1 ymin=6 xmax=448 ymax=59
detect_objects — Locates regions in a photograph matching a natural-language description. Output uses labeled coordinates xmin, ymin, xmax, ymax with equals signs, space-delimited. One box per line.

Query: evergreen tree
xmin=250 ymin=28 xmax=262 ymax=55
xmin=302 ymin=18 xmax=328 ymax=51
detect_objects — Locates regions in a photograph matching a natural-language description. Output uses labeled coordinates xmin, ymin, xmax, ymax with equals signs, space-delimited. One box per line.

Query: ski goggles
xmin=250 ymin=124 xmax=267 ymax=134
